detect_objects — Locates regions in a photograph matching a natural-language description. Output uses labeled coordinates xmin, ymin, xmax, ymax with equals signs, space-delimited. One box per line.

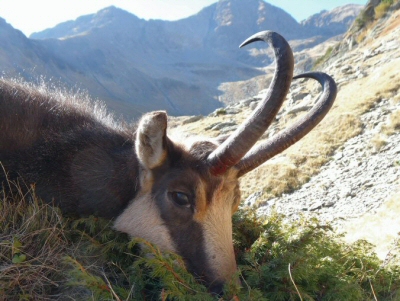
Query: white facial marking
xmin=113 ymin=193 xmax=176 ymax=252
xmin=201 ymin=169 xmax=239 ymax=283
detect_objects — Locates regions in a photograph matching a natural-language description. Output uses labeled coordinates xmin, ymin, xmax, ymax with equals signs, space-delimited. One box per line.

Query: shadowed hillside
xmin=0 ymin=0 xmax=362 ymax=119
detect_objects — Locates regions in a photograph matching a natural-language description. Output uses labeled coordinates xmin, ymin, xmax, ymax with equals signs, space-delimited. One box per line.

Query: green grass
xmin=313 ymin=46 xmax=334 ymax=70
xmin=375 ymin=1 xmax=393 ymax=19
xmin=1 ymin=186 xmax=400 ymax=300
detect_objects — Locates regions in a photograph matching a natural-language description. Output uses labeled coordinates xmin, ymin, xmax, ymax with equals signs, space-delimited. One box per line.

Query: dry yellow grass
xmin=0 ymin=185 xmax=69 ymax=298
xmin=242 ymin=44 xmax=400 ymax=198
xmin=381 ymin=8 xmax=400 ymax=36
xmin=382 ymin=109 xmax=400 ymax=135
xmin=375 ymin=2 xmax=392 ymax=19
xmin=175 ymin=32 xmax=400 ymax=202
xmin=371 ymin=134 xmax=388 ymax=151
xmin=171 ymin=9 xmax=400 ymax=204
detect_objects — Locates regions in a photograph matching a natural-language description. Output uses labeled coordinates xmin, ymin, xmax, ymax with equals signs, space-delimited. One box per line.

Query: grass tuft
xmin=1 ymin=185 xmax=400 ymax=300
xmin=371 ymin=134 xmax=388 ymax=151
xmin=375 ymin=1 xmax=393 ymax=19
xmin=382 ymin=109 xmax=400 ymax=136
xmin=0 ymin=185 xmax=68 ymax=300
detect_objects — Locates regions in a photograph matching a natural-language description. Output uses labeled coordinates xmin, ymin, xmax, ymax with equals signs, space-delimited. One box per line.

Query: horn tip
xmin=239 ymin=30 xmax=272 ymax=48
xmin=239 ymin=38 xmax=258 ymax=48
xmin=239 ymin=30 xmax=287 ymax=49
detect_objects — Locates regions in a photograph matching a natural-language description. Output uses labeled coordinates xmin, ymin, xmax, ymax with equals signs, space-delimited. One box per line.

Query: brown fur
xmin=0 ymin=79 xmax=138 ymax=218
xmin=0 ymin=78 xmax=242 ymax=293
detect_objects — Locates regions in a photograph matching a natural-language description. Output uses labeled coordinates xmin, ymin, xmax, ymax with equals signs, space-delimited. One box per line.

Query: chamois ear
xmin=136 ymin=111 xmax=168 ymax=169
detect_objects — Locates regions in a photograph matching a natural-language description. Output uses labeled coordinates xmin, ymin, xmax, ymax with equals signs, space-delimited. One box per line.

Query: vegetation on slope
xmin=313 ymin=0 xmax=400 ymax=69
xmin=357 ymin=0 xmax=400 ymax=28
xmin=234 ymin=56 xmax=400 ymax=201
xmin=1 ymin=185 xmax=400 ymax=300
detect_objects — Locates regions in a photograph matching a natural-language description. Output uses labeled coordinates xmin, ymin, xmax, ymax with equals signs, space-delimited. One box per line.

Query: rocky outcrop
xmin=256 ymin=98 xmax=400 ymax=226
xmin=245 ymin=12 xmax=400 ymax=251
xmin=301 ymin=4 xmax=363 ymax=37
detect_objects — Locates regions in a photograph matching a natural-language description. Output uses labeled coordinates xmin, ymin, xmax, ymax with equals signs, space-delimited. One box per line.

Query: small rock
xmin=205 ymin=122 xmax=221 ymax=131
xmin=323 ymin=201 xmax=335 ymax=208
xmin=245 ymin=191 xmax=263 ymax=207
xmin=249 ymin=101 xmax=259 ymax=110
xmin=240 ymin=98 xmax=257 ymax=107
xmin=225 ymin=108 xmax=240 ymax=114
xmin=182 ymin=115 xmax=203 ymax=125
xmin=291 ymin=92 xmax=309 ymax=102
xmin=309 ymin=202 xmax=323 ymax=211
xmin=211 ymin=121 xmax=236 ymax=131
xmin=287 ymin=105 xmax=312 ymax=115
xmin=341 ymin=65 xmax=353 ymax=74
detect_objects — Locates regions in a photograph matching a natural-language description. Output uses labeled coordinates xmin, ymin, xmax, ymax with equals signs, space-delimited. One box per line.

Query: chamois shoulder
xmin=0 ymin=78 xmax=135 ymax=151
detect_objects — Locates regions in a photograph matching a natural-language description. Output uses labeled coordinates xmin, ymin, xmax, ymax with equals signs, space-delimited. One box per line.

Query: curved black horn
xmin=236 ymin=72 xmax=337 ymax=177
xmin=207 ymin=31 xmax=294 ymax=175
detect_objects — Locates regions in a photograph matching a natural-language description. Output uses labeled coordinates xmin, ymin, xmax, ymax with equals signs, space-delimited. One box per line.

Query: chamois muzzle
xmin=207 ymin=281 xmax=224 ymax=296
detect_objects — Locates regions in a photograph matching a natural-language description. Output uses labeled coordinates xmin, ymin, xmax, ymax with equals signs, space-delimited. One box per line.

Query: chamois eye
xmin=170 ymin=192 xmax=191 ymax=208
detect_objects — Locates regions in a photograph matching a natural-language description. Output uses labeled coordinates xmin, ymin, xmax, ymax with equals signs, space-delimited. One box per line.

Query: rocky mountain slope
xmin=0 ymin=0 xmax=362 ymax=119
xmin=173 ymin=1 xmax=400 ymax=258
xmin=301 ymin=4 xmax=363 ymax=37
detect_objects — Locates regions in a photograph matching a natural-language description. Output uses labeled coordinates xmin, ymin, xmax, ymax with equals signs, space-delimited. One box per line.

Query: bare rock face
xmin=207 ymin=0 xmax=304 ymax=52
xmin=301 ymin=4 xmax=363 ymax=37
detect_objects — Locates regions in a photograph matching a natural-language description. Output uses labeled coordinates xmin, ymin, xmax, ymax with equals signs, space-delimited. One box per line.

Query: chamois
xmin=0 ymin=31 xmax=337 ymax=294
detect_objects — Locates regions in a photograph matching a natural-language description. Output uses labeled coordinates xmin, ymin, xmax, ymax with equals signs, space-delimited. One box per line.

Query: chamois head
xmin=114 ymin=31 xmax=337 ymax=293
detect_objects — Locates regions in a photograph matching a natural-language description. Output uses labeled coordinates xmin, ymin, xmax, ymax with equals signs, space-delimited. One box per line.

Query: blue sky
xmin=0 ymin=0 xmax=367 ymax=37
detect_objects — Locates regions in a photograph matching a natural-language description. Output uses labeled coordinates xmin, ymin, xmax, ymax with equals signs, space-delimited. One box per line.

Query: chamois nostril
xmin=209 ymin=281 xmax=225 ymax=296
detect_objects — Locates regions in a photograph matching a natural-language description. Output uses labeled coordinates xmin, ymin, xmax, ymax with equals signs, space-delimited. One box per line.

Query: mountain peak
xmin=30 ymin=6 xmax=142 ymax=40
xmin=208 ymin=0 xmax=303 ymax=49
xmin=95 ymin=5 xmax=140 ymax=20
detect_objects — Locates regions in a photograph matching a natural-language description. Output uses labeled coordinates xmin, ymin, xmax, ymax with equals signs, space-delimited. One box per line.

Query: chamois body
xmin=0 ymin=79 xmax=139 ymax=218
xmin=0 ymin=31 xmax=337 ymax=294
xmin=0 ymin=79 xmax=240 ymax=291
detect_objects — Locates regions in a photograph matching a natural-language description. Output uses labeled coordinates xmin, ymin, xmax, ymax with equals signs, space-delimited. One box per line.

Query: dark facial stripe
xmin=150 ymin=170 xmax=215 ymax=282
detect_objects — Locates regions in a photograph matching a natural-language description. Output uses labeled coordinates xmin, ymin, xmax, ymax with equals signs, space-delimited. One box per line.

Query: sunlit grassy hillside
xmin=175 ymin=7 xmax=400 ymax=201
